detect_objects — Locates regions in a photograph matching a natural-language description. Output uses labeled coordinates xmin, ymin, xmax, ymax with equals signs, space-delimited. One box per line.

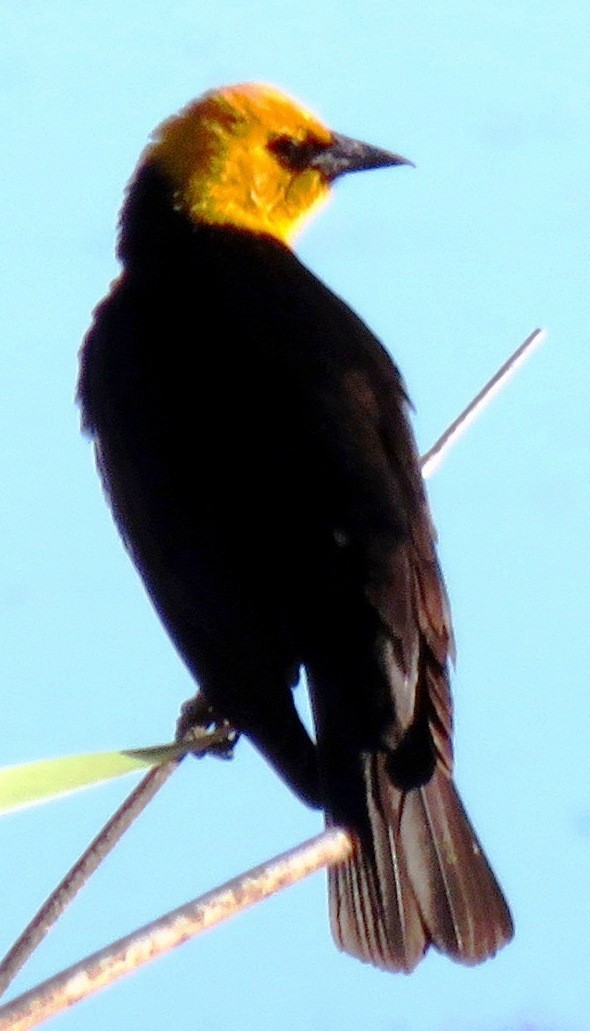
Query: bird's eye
xmin=268 ymin=134 xmax=326 ymax=171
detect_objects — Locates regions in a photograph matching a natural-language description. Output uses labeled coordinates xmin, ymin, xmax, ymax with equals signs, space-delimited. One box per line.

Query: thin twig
xmin=0 ymin=728 xmax=229 ymax=1000
xmin=420 ymin=328 xmax=546 ymax=478
xmin=0 ymin=829 xmax=353 ymax=1031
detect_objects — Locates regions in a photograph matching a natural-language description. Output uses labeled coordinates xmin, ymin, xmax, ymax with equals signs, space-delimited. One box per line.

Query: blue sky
xmin=1 ymin=2 xmax=589 ymax=1028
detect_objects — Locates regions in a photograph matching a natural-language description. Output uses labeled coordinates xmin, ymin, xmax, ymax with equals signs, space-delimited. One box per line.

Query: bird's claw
xmin=176 ymin=692 xmax=239 ymax=760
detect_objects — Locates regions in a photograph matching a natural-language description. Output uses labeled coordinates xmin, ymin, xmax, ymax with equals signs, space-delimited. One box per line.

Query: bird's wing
xmin=269 ymin=253 xmax=455 ymax=772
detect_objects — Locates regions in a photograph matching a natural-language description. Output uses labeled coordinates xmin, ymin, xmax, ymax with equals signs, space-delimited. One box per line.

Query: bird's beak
xmin=310 ymin=132 xmax=415 ymax=180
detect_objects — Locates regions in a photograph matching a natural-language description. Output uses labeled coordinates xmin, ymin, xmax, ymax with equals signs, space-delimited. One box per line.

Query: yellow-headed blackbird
xmin=78 ymin=84 xmax=513 ymax=971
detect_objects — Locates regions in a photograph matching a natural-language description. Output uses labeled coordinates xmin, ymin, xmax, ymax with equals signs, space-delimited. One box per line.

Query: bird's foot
xmin=176 ymin=692 xmax=239 ymax=760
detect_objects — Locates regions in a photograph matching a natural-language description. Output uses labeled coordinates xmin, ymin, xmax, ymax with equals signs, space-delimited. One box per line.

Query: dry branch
xmin=421 ymin=327 xmax=545 ymax=478
xmin=0 ymin=830 xmax=352 ymax=1031
xmin=0 ymin=727 xmax=230 ymax=999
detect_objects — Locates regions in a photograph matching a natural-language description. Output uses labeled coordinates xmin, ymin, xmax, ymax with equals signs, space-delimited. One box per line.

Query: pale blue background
xmin=1 ymin=3 xmax=589 ymax=1029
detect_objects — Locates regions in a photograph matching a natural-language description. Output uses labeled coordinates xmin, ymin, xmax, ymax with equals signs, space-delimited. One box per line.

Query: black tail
xmin=325 ymin=751 xmax=513 ymax=972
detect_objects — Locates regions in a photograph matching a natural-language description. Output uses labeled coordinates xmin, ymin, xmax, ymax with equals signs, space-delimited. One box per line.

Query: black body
xmin=79 ymin=164 xmax=513 ymax=970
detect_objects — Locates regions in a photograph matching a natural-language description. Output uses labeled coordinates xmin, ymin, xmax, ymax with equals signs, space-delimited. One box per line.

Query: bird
xmin=78 ymin=83 xmax=513 ymax=972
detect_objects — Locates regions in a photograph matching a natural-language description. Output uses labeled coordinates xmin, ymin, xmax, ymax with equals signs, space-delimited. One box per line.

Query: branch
xmin=0 ymin=727 xmax=230 ymax=999
xmin=420 ymin=328 xmax=546 ymax=478
xmin=0 ymin=830 xmax=353 ymax=1031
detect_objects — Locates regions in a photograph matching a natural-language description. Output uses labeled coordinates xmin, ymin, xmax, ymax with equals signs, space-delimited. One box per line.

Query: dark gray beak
xmin=309 ymin=132 xmax=414 ymax=180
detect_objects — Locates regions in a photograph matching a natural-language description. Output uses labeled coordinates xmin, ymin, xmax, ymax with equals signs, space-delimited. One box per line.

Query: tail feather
xmin=327 ymin=754 xmax=513 ymax=972
xmin=402 ymin=771 xmax=514 ymax=963
xmin=329 ymin=787 xmax=427 ymax=971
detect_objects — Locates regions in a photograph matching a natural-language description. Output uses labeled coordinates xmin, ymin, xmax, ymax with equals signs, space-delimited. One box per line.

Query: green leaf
xmin=0 ymin=740 xmax=195 ymax=816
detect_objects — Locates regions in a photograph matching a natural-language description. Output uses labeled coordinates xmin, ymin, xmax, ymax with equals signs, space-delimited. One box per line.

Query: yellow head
xmin=145 ymin=83 xmax=412 ymax=245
